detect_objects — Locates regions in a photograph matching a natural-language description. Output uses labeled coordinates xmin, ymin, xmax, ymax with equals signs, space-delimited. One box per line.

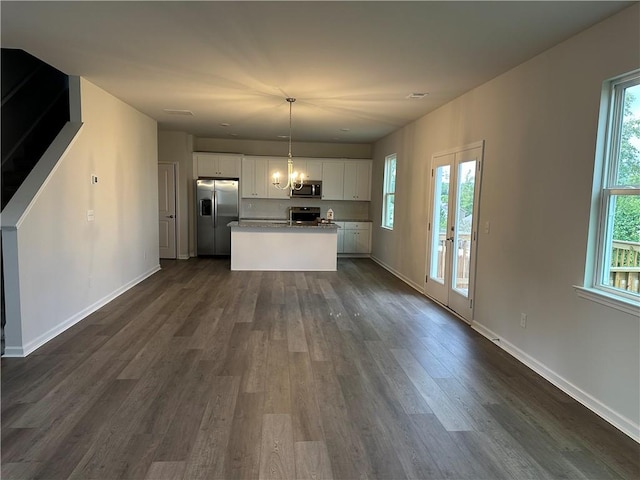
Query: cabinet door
xmin=335 ymin=222 xmax=345 ymax=254
xmin=344 ymin=161 xmax=372 ymax=201
xmin=343 ymin=163 xmax=358 ymax=200
xmin=305 ymin=160 xmax=323 ymax=181
xmin=217 ymin=155 xmax=241 ymax=177
xmin=253 ymin=158 xmax=269 ymax=198
xmin=322 ymin=161 xmax=345 ymax=200
xmin=343 ymin=230 xmax=357 ymax=253
xmin=268 ymin=158 xmax=290 ymax=199
xmin=196 ymin=154 xmax=218 ymax=177
xmin=355 ymin=161 xmax=372 ymax=201
xmin=241 ymin=157 xmax=256 ymax=198
xmin=354 ymin=228 xmax=371 ymax=253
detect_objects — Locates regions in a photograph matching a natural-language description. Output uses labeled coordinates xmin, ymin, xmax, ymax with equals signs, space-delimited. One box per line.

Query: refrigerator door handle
xmin=213 ymin=191 xmax=218 ymax=227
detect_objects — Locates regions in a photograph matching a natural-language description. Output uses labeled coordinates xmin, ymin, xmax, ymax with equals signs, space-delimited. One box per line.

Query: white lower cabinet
xmin=335 ymin=222 xmax=345 ymax=253
xmin=339 ymin=221 xmax=371 ymax=255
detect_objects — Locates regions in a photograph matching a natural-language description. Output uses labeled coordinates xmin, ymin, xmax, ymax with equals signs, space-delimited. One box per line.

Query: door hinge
xmin=470 ymin=298 xmax=473 ymax=309
xmin=425 ymin=275 xmax=428 ymax=283
xmin=428 ymin=221 xmax=431 ymax=231
xmin=431 ymin=169 xmax=434 ymax=177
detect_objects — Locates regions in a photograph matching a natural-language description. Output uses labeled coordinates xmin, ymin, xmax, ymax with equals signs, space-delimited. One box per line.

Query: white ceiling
xmin=1 ymin=1 xmax=633 ymax=144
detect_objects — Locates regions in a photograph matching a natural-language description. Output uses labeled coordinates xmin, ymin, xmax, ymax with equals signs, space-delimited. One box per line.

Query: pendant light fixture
xmin=272 ymin=97 xmax=304 ymax=192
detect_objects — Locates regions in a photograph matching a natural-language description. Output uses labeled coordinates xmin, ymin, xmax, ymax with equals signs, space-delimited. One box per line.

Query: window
xmin=382 ymin=154 xmax=397 ymax=229
xmin=582 ymin=70 xmax=640 ymax=311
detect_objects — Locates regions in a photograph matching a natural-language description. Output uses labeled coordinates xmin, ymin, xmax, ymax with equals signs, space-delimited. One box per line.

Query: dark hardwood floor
xmin=2 ymin=258 xmax=638 ymax=479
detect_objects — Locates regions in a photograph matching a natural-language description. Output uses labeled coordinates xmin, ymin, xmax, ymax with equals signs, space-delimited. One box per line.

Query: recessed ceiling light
xmin=277 ymin=135 xmax=290 ymax=139
xmin=220 ymin=122 xmax=231 ymax=127
xmin=163 ymin=109 xmax=194 ymax=115
xmin=406 ymin=93 xmax=429 ymax=99
xmin=340 ymin=128 xmax=350 ymax=132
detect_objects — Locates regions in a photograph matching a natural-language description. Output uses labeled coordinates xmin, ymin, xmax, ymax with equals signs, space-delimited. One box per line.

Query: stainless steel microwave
xmin=290 ymin=181 xmax=322 ymax=198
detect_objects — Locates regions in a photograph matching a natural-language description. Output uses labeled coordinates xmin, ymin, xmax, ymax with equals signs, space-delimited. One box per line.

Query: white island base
xmin=229 ymin=222 xmax=338 ymax=271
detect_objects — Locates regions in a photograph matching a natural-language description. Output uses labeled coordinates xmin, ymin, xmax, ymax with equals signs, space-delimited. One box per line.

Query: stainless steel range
xmin=289 ymin=206 xmax=321 ymax=225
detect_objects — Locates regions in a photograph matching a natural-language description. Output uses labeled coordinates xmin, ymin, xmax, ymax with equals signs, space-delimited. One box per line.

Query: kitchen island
xmin=227 ymin=221 xmax=339 ymax=271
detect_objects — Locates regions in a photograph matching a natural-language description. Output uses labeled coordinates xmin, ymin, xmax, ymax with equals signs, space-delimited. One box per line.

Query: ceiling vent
xmin=406 ymin=93 xmax=429 ymax=99
xmin=163 ymin=109 xmax=194 ymax=116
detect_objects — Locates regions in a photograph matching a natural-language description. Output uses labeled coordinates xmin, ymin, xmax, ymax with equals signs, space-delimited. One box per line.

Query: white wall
xmin=158 ymin=130 xmax=193 ymax=259
xmin=4 ymin=78 xmax=159 ymax=356
xmin=371 ymin=5 xmax=640 ymax=439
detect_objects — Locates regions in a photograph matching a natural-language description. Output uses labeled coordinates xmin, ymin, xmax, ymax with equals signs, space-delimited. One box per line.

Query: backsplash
xmin=240 ymin=198 xmax=370 ymax=221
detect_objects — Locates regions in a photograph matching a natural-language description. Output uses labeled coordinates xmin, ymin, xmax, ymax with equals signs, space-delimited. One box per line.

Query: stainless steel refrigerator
xmin=196 ymin=179 xmax=239 ymax=255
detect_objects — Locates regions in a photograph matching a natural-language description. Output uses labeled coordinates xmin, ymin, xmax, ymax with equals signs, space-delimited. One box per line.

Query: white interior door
xmin=425 ymin=143 xmax=483 ymax=322
xmin=158 ymin=163 xmax=177 ymax=259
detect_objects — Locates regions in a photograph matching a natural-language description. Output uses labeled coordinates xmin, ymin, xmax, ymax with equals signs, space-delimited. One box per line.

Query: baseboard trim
xmin=472 ymin=321 xmax=640 ymax=443
xmin=370 ymin=255 xmax=424 ymax=293
xmin=3 ymin=265 xmax=161 ymax=358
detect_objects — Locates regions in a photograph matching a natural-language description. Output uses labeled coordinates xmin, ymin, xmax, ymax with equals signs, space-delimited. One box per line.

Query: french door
xmin=425 ymin=142 xmax=483 ymax=322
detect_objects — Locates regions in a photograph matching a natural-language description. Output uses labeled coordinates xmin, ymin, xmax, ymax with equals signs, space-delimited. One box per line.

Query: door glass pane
xmin=430 ymin=165 xmax=450 ymax=283
xmin=452 ymin=160 xmax=476 ymax=296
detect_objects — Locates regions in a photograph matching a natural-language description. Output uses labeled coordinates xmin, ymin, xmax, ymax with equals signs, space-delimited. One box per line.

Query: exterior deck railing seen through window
xmin=610 ymin=240 xmax=640 ymax=293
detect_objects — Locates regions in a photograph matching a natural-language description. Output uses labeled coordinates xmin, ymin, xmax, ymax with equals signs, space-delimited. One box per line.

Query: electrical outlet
xmin=520 ymin=313 xmax=527 ymax=328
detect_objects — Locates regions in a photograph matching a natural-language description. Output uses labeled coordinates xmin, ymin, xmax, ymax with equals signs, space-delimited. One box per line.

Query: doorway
xmin=425 ymin=142 xmax=483 ymax=322
xmin=158 ymin=163 xmax=177 ymax=259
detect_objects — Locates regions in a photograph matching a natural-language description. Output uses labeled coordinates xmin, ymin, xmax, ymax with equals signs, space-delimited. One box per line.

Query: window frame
xmin=382 ymin=153 xmax=397 ymax=230
xmin=579 ymin=70 xmax=640 ymax=314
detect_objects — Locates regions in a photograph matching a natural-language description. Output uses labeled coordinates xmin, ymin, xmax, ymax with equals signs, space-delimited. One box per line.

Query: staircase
xmin=1 ymin=49 xmax=70 ymax=354
xmin=1 ymin=48 xmax=70 ymax=210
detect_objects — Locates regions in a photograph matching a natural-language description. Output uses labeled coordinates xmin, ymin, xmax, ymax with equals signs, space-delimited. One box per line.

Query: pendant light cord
xmin=287 ymin=97 xmax=295 ymax=160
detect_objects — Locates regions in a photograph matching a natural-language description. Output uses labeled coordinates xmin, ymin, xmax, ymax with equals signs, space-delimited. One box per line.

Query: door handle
xmin=166 ymin=215 xmax=174 ymax=219
xmin=213 ymin=191 xmax=218 ymax=227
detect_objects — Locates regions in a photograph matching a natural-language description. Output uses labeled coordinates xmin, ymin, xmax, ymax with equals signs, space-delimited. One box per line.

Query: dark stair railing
xmin=1 ymin=49 xmax=71 ymax=355
xmin=1 ymin=48 xmax=70 ymax=211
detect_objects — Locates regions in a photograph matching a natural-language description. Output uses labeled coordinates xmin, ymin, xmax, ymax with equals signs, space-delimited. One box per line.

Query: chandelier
xmin=272 ymin=97 xmax=304 ymax=192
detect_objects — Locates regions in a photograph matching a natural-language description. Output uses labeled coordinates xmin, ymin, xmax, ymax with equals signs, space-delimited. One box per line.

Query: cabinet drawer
xmin=344 ymin=222 xmax=371 ymax=231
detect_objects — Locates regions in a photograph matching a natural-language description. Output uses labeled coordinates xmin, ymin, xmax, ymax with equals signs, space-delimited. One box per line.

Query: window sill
xmin=574 ymin=286 xmax=640 ymax=317
xmin=381 ymin=225 xmax=394 ymax=231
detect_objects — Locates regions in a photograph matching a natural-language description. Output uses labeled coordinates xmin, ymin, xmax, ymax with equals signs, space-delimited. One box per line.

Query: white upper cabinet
xmin=293 ymin=158 xmax=323 ymax=181
xmin=321 ymin=159 xmax=371 ymax=201
xmin=322 ymin=161 xmax=345 ymax=200
xmin=343 ymin=161 xmax=372 ymax=201
xmin=267 ymin=158 xmax=290 ymax=199
xmin=195 ymin=153 xmax=241 ymax=178
xmin=241 ymin=157 xmax=269 ymax=198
